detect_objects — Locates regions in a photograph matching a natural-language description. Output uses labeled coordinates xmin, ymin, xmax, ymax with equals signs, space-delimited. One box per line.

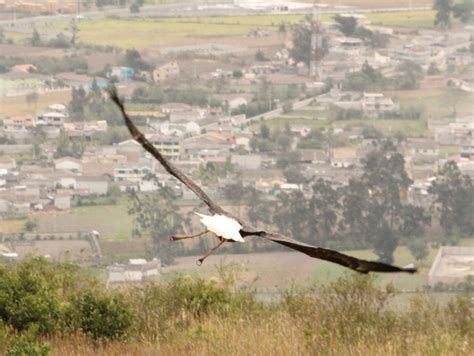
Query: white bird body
xmin=194 ymin=212 xmax=244 ymax=242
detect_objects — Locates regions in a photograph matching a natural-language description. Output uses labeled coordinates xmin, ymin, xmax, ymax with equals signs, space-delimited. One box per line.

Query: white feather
xmin=194 ymin=212 xmax=244 ymax=242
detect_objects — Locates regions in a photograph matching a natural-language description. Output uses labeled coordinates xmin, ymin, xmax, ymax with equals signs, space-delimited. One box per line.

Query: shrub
xmin=66 ymin=289 xmax=133 ymax=340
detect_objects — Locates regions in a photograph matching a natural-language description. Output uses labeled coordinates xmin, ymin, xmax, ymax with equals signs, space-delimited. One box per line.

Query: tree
xmin=25 ymin=92 xmax=39 ymax=110
xmin=356 ymin=141 xmax=429 ymax=263
xmin=30 ymin=28 xmax=42 ymax=47
xmin=408 ymin=239 xmax=429 ymax=265
xmin=334 ymin=15 xmax=357 ymax=36
xmin=130 ymin=2 xmax=140 ymax=13
xmin=69 ymin=19 xmax=79 ymax=45
xmin=69 ymin=87 xmax=87 ymax=118
xmin=393 ymin=60 xmax=424 ymax=90
xmin=452 ymin=0 xmax=473 ymax=23
xmin=291 ymin=21 xmax=328 ymax=65
xmin=308 ymin=179 xmax=341 ymax=244
xmin=255 ymin=49 xmax=267 ymax=62
xmin=430 ymin=161 xmax=474 ymax=237
xmin=434 ymin=0 xmax=454 ymax=28
xmin=128 ymin=179 xmax=184 ymax=266
xmin=122 ymin=49 xmax=152 ymax=71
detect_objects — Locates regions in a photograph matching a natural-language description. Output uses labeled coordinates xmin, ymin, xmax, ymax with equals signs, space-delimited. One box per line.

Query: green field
xmin=35 ymin=200 xmax=135 ymax=240
xmin=40 ymin=10 xmax=436 ymax=49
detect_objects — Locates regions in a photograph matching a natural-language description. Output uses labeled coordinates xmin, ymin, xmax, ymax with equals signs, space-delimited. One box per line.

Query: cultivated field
xmin=35 ymin=10 xmax=436 ymax=51
xmin=0 ymin=90 xmax=71 ymax=118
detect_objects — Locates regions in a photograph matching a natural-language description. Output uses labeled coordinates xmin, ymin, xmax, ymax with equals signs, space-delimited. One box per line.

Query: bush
xmin=66 ymin=289 xmax=133 ymax=341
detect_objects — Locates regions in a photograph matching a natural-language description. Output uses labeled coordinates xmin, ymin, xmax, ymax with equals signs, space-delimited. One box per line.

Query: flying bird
xmin=108 ymin=87 xmax=416 ymax=274
xmin=172 ymin=212 xmax=244 ymax=265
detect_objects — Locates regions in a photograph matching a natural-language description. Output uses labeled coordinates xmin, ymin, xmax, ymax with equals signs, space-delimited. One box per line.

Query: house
xmin=75 ymin=176 xmax=110 ymax=195
xmin=408 ymin=139 xmax=440 ymax=163
xmin=331 ymin=147 xmax=358 ymax=168
xmin=109 ymin=66 xmax=134 ymax=82
xmin=147 ymin=134 xmax=181 ymax=161
xmin=48 ymin=103 xmax=68 ymax=114
xmin=36 ymin=111 xmax=66 ymax=127
xmin=3 ymin=115 xmax=35 ymax=133
xmin=107 ymin=258 xmax=161 ymax=284
xmin=361 ymin=93 xmax=398 ymax=118
xmin=54 ymin=157 xmax=82 ymax=173
xmin=181 ymin=132 xmax=232 ymax=160
xmin=432 ymin=116 xmax=474 ymax=146
xmin=114 ymin=164 xmax=152 ymax=184
xmin=116 ymin=139 xmax=143 ymax=162
xmin=158 ymin=121 xmax=201 ymax=137
xmin=153 ymin=61 xmax=180 ymax=82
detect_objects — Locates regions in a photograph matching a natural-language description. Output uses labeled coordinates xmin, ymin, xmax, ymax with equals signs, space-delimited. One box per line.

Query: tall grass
xmin=0 ymin=259 xmax=472 ymax=355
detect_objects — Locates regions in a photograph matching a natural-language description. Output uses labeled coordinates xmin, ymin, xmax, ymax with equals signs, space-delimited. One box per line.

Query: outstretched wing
xmin=258 ymin=232 xmax=417 ymax=274
xmin=109 ymin=87 xmax=417 ymax=275
xmin=108 ymin=87 xmax=225 ymax=215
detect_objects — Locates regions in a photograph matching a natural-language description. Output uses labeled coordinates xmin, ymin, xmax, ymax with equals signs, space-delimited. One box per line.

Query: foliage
xmin=291 ymin=21 xmax=328 ymax=65
xmin=30 ymin=29 xmax=42 ymax=47
xmin=407 ymin=239 xmax=429 ymax=263
xmin=122 ymin=48 xmax=152 ymax=71
xmin=54 ymin=130 xmax=84 ymax=159
xmin=128 ymin=178 xmax=184 ymax=265
xmin=255 ymin=49 xmax=267 ymax=62
xmin=392 ymin=60 xmax=424 ymax=89
xmin=66 ymin=289 xmax=133 ymax=341
xmin=334 ymin=15 xmax=357 ymax=36
xmin=23 ymin=219 xmax=37 ymax=232
xmin=343 ymin=61 xmax=386 ymax=91
xmin=430 ymin=161 xmax=474 ymax=237
xmin=0 ymin=260 xmax=472 ymax=354
xmin=434 ymin=0 xmax=473 ymax=27
xmin=47 ymin=33 xmax=71 ymax=49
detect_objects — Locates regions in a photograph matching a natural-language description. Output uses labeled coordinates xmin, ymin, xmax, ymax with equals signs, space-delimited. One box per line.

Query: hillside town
xmin=0 ymin=1 xmax=472 ymax=289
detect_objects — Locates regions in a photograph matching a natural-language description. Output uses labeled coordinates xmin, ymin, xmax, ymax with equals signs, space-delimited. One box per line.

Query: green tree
xmin=309 ymin=179 xmax=341 ymax=244
xmin=434 ymin=0 xmax=454 ymax=27
xmin=291 ymin=21 xmax=328 ymax=65
xmin=128 ymin=179 xmax=184 ymax=266
xmin=122 ymin=48 xmax=152 ymax=71
xmin=452 ymin=0 xmax=473 ymax=23
xmin=407 ymin=239 xmax=429 ymax=265
xmin=69 ymin=86 xmax=87 ymax=118
xmin=30 ymin=28 xmax=42 ymax=46
xmin=334 ymin=15 xmax=357 ymax=36
xmin=430 ymin=161 xmax=474 ymax=237
xmin=356 ymin=141 xmax=429 ymax=263
xmin=130 ymin=2 xmax=140 ymax=13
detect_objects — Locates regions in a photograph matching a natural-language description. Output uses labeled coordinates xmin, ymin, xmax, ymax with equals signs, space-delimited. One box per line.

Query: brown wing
xmin=108 ymin=87 xmax=225 ymax=215
xmin=258 ymin=232 xmax=417 ymax=274
xmin=110 ymin=87 xmax=416 ymax=275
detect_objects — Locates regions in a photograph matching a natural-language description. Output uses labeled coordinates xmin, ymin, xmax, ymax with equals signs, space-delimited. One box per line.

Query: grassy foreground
xmin=0 ymin=258 xmax=472 ymax=355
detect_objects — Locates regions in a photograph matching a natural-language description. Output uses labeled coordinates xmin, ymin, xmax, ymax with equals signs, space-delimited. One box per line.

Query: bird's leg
xmin=170 ymin=230 xmax=209 ymax=241
xmin=197 ymin=239 xmax=225 ymax=266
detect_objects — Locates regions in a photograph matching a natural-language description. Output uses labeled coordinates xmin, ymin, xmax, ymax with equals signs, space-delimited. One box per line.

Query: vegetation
xmin=128 ymin=177 xmax=184 ymax=265
xmin=0 ymin=258 xmax=472 ymax=355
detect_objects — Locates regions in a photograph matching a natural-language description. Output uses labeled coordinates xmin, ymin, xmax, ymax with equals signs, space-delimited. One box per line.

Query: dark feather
xmin=257 ymin=232 xmax=417 ymax=274
xmin=109 ymin=87 xmax=417 ymax=274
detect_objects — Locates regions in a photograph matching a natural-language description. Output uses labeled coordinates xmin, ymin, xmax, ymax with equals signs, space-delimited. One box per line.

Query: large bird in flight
xmin=109 ymin=87 xmax=416 ymax=274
